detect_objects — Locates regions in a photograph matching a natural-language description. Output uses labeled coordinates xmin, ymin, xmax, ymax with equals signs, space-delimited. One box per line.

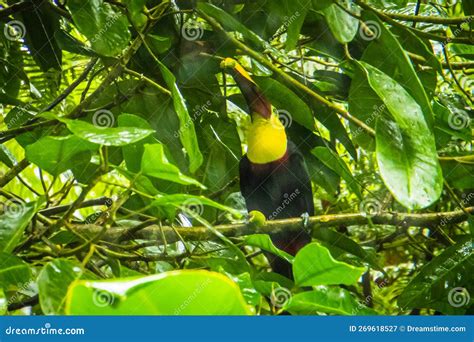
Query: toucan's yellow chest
xmin=247 ymin=114 xmax=287 ymax=164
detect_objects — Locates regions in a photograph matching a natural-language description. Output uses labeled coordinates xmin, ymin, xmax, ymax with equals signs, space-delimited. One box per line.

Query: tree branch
xmin=198 ymin=10 xmax=376 ymax=137
xmin=386 ymin=12 xmax=473 ymax=25
xmin=73 ymin=207 xmax=474 ymax=245
xmin=354 ymin=0 xmax=474 ymax=44
xmin=0 ymin=158 xmax=29 ymax=188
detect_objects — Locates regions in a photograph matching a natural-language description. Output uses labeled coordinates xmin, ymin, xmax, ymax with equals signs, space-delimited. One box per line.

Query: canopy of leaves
xmin=0 ymin=0 xmax=472 ymax=316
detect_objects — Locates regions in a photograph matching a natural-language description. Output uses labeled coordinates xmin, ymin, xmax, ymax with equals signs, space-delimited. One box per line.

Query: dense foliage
xmin=0 ymin=0 xmax=472 ymax=316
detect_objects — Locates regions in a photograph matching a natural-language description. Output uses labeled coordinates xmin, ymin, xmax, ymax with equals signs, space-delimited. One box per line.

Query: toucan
xmin=221 ymin=58 xmax=314 ymax=279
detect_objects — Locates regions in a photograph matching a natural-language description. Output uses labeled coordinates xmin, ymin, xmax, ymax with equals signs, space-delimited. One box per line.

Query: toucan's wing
xmin=285 ymin=141 xmax=315 ymax=216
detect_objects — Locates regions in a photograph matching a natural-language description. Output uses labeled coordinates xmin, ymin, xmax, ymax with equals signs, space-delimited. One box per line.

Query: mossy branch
xmin=74 ymin=206 xmax=474 ymax=245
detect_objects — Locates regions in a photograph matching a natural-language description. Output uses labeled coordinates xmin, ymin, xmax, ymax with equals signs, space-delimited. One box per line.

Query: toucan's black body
xmin=222 ymin=58 xmax=314 ymax=279
xmin=240 ymin=141 xmax=314 ymax=278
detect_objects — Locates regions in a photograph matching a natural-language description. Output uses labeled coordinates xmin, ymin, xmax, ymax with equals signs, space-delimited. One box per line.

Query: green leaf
xmin=222 ymin=272 xmax=260 ymax=306
xmin=293 ymin=243 xmax=365 ymax=286
xmin=66 ymin=0 xmax=131 ymax=57
xmin=0 ymin=201 xmax=39 ymax=253
xmin=0 ymin=289 xmax=6 ymax=315
xmin=284 ymin=0 xmax=310 ymax=50
xmin=55 ymin=30 xmax=98 ymax=57
xmin=398 ymin=237 xmax=473 ymax=314
xmin=433 ymin=101 xmax=471 ymax=144
xmin=359 ymin=62 xmax=442 ymax=209
xmin=118 ymin=113 xmax=158 ymax=172
xmin=347 ymin=66 xmax=379 ymax=151
xmin=197 ymin=2 xmax=268 ymax=50
xmin=154 ymin=60 xmax=203 ymax=172
xmin=150 ymin=194 xmax=242 ymax=217
xmin=38 ymin=259 xmax=95 ymax=315
xmin=141 ymin=144 xmax=205 ymax=188
xmin=25 ymin=135 xmax=97 ymax=175
xmin=316 ymin=106 xmax=357 ymax=161
xmin=253 ymin=76 xmax=314 ymax=130
xmin=322 ymin=2 xmax=358 ymax=43
xmin=286 ymin=287 xmax=377 ymax=315
xmin=312 ymin=0 xmax=334 ymax=11
xmin=311 ymin=146 xmax=361 ymax=198
xmin=198 ymin=118 xmax=241 ymax=192
xmin=124 ymin=0 xmax=147 ymax=29
xmin=244 ymin=234 xmax=294 ymax=264
xmin=0 ymin=253 xmax=32 ymax=290
xmin=65 ymin=270 xmax=251 ymax=315
xmin=440 ymin=158 xmax=474 ymax=190
xmin=16 ymin=0 xmax=62 ymax=71
xmin=389 ymin=26 xmax=441 ymax=99
xmin=312 ymin=227 xmax=383 ymax=271
xmin=59 ymin=118 xmax=155 ymax=147
xmin=361 ymin=13 xmax=434 ymax=125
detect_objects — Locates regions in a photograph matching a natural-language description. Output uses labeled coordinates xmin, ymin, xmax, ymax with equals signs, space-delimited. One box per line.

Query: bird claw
xmin=300 ymin=212 xmax=311 ymax=234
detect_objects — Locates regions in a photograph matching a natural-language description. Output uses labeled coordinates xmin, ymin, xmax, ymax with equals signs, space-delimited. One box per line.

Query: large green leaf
xmin=286 ymin=287 xmax=377 ymax=315
xmin=0 ymin=201 xmax=39 ymax=253
xmin=322 ymin=2 xmax=358 ymax=43
xmin=59 ymin=118 xmax=155 ymax=147
xmin=359 ymin=62 xmax=442 ymax=209
xmin=347 ymin=65 xmax=379 ymax=151
xmin=398 ymin=237 xmax=473 ymax=314
xmin=154 ymin=59 xmax=203 ymax=173
xmin=0 ymin=253 xmax=32 ymax=290
xmin=38 ymin=259 xmax=96 ymax=315
xmin=311 ymin=146 xmax=362 ymax=198
xmin=312 ymin=227 xmax=383 ymax=271
xmin=65 ymin=270 xmax=251 ymax=315
xmin=293 ymin=243 xmax=365 ymax=286
xmin=253 ymin=76 xmax=314 ymax=130
xmin=361 ymin=13 xmax=434 ymax=125
xmin=244 ymin=234 xmax=294 ymax=264
xmin=141 ymin=144 xmax=205 ymax=188
xmin=25 ymin=135 xmax=97 ymax=176
xmin=66 ymin=0 xmax=131 ymax=57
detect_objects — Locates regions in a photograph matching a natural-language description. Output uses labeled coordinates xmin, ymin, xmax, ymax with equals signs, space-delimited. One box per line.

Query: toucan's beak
xmin=221 ymin=58 xmax=272 ymax=119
